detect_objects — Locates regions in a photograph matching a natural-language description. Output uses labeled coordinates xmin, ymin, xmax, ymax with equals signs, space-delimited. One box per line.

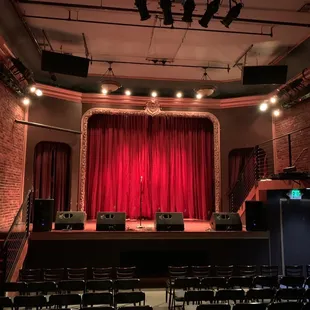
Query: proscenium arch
xmin=78 ymin=107 xmax=221 ymax=214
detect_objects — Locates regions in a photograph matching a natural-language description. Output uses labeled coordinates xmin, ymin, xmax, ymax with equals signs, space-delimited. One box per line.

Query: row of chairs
xmin=4 ymin=278 xmax=141 ymax=295
xmin=19 ymin=267 xmax=136 ymax=282
xmin=0 ymin=292 xmax=145 ymax=309
xmin=168 ymin=265 xmax=309 ymax=278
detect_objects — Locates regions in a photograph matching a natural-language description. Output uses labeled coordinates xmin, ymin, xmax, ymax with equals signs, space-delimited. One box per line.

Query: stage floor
xmin=30 ymin=219 xmax=269 ymax=241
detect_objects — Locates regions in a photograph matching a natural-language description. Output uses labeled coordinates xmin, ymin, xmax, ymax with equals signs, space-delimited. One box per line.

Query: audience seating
xmin=49 ymin=293 xmax=81 ymax=308
xmin=86 ymin=279 xmax=113 ymax=292
xmin=215 ymin=289 xmax=245 ymax=303
xmin=92 ymin=267 xmax=113 ymax=279
xmin=14 ymin=295 xmax=47 ymax=309
xmin=58 ymin=279 xmax=86 ymax=293
xmin=252 ymin=276 xmax=278 ymax=288
xmin=82 ymin=292 xmax=113 ymax=306
xmin=114 ymin=278 xmax=141 ymax=292
xmin=43 ymin=268 xmax=65 ymax=282
xmin=201 ymin=277 xmax=227 ymax=289
xmin=0 ymin=296 xmax=13 ymax=309
xmin=183 ymin=290 xmax=214 ymax=304
xmin=215 ymin=266 xmax=234 ymax=278
xmin=4 ymin=282 xmax=27 ymax=295
xmin=166 ymin=266 xmax=188 ymax=304
xmin=227 ymin=276 xmax=253 ymax=288
xmin=260 ymin=266 xmax=278 ymax=277
xmin=275 ymin=288 xmax=305 ymax=302
xmin=67 ymin=267 xmax=88 ymax=280
xmin=239 ymin=266 xmax=257 ymax=277
xmin=192 ymin=266 xmax=212 ymax=278
xmin=246 ymin=288 xmax=275 ymax=302
xmin=285 ymin=266 xmax=303 ymax=277
xmin=116 ymin=267 xmax=136 ymax=279
xmin=25 ymin=281 xmax=57 ymax=295
xmin=114 ymin=291 xmax=145 ymax=306
xmin=280 ymin=276 xmax=305 ymax=288
xmin=19 ymin=269 xmax=41 ymax=282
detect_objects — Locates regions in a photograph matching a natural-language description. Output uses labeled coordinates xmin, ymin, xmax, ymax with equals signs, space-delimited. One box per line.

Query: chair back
xmin=26 ymin=281 xmax=57 ymax=294
xmin=215 ymin=266 xmax=234 ymax=278
xmin=4 ymin=282 xmax=27 ymax=294
xmin=43 ymin=268 xmax=65 ymax=282
xmin=114 ymin=292 xmax=145 ymax=305
xmin=14 ymin=295 xmax=47 ymax=308
xmin=114 ymin=278 xmax=140 ymax=291
xmin=285 ymin=266 xmax=303 ymax=277
xmin=168 ymin=266 xmax=188 ymax=279
xmin=201 ymin=277 xmax=226 ymax=289
xmin=260 ymin=266 xmax=278 ymax=277
xmin=116 ymin=267 xmax=136 ymax=279
xmin=0 ymin=297 xmax=13 ymax=308
xmin=19 ymin=269 xmax=41 ymax=282
xmin=192 ymin=266 xmax=212 ymax=278
xmin=86 ymin=280 xmax=113 ymax=292
xmin=227 ymin=276 xmax=253 ymax=288
xmin=67 ymin=267 xmax=88 ymax=280
xmin=82 ymin=292 xmax=113 ymax=306
xmin=49 ymin=294 xmax=82 ymax=307
xmin=253 ymin=276 xmax=278 ymax=288
xmin=280 ymin=276 xmax=304 ymax=288
xmin=239 ymin=265 xmax=257 ymax=277
xmin=246 ymin=288 xmax=275 ymax=301
xmin=58 ymin=280 xmax=85 ymax=292
xmin=275 ymin=288 xmax=305 ymax=301
xmin=184 ymin=290 xmax=214 ymax=303
xmin=215 ymin=289 xmax=245 ymax=303
xmin=173 ymin=277 xmax=200 ymax=290
xmin=92 ymin=267 xmax=113 ymax=279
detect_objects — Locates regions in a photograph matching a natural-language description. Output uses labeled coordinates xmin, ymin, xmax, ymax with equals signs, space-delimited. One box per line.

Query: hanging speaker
xmin=245 ymin=201 xmax=268 ymax=231
xmin=33 ymin=199 xmax=54 ymax=232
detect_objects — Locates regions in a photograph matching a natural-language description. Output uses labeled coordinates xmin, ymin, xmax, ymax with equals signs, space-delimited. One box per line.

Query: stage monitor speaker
xmin=33 ymin=199 xmax=54 ymax=232
xmin=155 ymin=212 xmax=184 ymax=231
xmin=41 ymin=50 xmax=90 ymax=77
xmin=242 ymin=65 xmax=288 ymax=85
xmin=210 ymin=212 xmax=242 ymax=231
xmin=245 ymin=201 xmax=268 ymax=231
xmin=96 ymin=212 xmax=126 ymax=231
xmin=55 ymin=211 xmax=86 ymax=230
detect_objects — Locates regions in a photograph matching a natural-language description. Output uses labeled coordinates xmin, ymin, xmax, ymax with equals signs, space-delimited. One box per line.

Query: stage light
xmin=196 ymin=93 xmax=203 ymax=99
xmin=151 ymin=91 xmax=158 ymax=98
xmin=270 ymin=96 xmax=278 ymax=104
xmin=182 ymin=0 xmax=196 ymax=23
xmin=176 ymin=92 xmax=183 ymax=98
xmin=125 ymin=89 xmax=132 ymax=96
xmin=221 ymin=1 xmax=243 ymax=28
xmin=259 ymin=102 xmax=268 ymax=112
xmin=35 ymin=89 xmax=43 ymax=97
xmin=160 ymin=0 xmax=174 ymax=25
xmin=199 ymin=0 xmax=220 ymax=28
xmin=21 ymin=97 xmax=30 ymax=105
xmin=101 ymin=88 xmax=108 ymax=95
xmin=273 ymin=109 xmax=281 ymax=117
xmin=29 ymin=85 xmax=36 ymax=93
xmin=135 ymin=0 xmax=151 ymax=21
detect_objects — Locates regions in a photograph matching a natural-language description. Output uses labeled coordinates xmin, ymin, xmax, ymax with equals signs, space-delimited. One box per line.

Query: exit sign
xmin=288 ymin=189 xmax=303 ymax=200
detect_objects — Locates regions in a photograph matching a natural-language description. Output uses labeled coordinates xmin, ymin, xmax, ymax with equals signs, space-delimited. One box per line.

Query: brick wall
xmin=0 ymin=82 xmax=25 ymax=230
xmin=273 ymin=99 xmax=310 ymax=173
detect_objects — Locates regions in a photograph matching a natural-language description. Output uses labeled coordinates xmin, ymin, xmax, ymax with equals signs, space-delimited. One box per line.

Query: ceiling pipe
xmin=18 ymin=0 xmax=310 ymax=28
xmin=92 ymin=59 xmax=230 ymax=71
xmin=24 ymin=14 xmax=272 ymax=37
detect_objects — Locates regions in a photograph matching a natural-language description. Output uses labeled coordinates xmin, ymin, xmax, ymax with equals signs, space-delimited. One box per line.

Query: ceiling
xmin=0 ymin=0 xmax=310 ymax=98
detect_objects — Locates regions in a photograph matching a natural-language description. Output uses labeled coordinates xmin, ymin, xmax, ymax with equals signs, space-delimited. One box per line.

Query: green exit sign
xmin=288 ymin=189 xmax=303 ymax=200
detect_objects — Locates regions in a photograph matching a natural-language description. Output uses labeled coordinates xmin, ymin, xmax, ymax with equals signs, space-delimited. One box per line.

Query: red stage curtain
xmin=33 ymin=142 xmax=71 ymax=214
xmin=86 ymin=114 xmax=214 ymax=220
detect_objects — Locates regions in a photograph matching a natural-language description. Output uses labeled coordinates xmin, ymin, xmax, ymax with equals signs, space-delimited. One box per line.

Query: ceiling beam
xmin=18 ymin=0 xmax=310 ymax=28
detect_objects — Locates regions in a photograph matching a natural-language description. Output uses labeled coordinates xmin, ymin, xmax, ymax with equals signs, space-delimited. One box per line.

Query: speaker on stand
xmin=245 ymin=201 xmax=268 ymax=231
xmin=33 ymin=199 xmax=54 ymax=232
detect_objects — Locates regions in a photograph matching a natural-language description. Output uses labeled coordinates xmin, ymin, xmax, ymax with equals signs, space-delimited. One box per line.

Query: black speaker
xmin=55 ymin=211 xmax=86 ymax=230
xmin=41 ymin=50 xmax=90 ymax=77
xmin=210 ymin=212 xmax=242 ymax=231
xmin=245 ymin=201 xmax=268 ymax=231
xmin=33 ymin=199 xmax=54 ymax=232
xmin=96 ymin=212 xmax=126 ymax=231
xmin=242 ymin=65 xmax=288 ymax=85
xmin=155 ymin=212 xmax=184 ymax=231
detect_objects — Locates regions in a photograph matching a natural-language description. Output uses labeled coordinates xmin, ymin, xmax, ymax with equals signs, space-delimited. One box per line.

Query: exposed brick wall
xmin=273 ymin=99 xmax=310 ymax=173
xmin=0 ymin=82 xmax=25 ymax=230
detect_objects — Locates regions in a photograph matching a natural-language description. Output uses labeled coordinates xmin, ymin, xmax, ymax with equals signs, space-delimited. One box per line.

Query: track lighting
xmin=182 ymin=0 xmax=196 ymax=23
xmin=199 ymin=0 xmax=220 ymax=28
xmin=259 ymin=102 xmax=268 ymax=112
xmin=29 ymin=85 xmax=36 ymax=93
xmin=160 ymin=0 xmax=174 ymax=25
xmin=21 ymin=97 xmax=30 ymax=105
xmin=135 ymin=0 xmax=151 ymax=21
xmin=35 ymin=89 xmax=43 ymax=97
xmin=221 ymin=1 xmax=243 ymax=28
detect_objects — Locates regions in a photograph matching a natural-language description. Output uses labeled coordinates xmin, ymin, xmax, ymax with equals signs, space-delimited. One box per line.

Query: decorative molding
xmin=145 ymin=100 xmax=161 ymax=116
xmin=79 ymin=107 xmax=221 ymax=214
xmin=36 ymin=83 xmax=267 ymax=109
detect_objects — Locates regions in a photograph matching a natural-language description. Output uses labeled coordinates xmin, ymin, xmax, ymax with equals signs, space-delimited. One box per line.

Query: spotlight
xmin=182 ymin=0 xmax=196 ymax=23
xmin=135 ymin=0 xmax=151 ymax=21
xmin=160 ymin=0 xmax=174 ymax=25
xmin=196 ymin=93 xmax=203 ymax=99
xmin=101 ymin=88 xmax=108 ymax=95
xmin=259 ymin=102 xmax=268 ymax=112
xmin=221 ymin=1 xmax=243 ymax=28
xmin=21 ymin=97 xmax=30 ymax=105
xmin=29 ymin=85 xmax=36 ymax=93
xmin=151 ymin=91 xmax=158 ymax=98
xmin=35 ymin=89 xmax=43 ymax=97
xmin=270 ymin=96 xmax=278 ymax=104
xmin=273 ymin=109 xmax=281 ymax=117
xmin=176 ymin=92 xmax=183 ymax=98
xmin=125 ymin=89 xmax=132 ymax=96
xmin=199 ymin=0 xmax=220 ymax=28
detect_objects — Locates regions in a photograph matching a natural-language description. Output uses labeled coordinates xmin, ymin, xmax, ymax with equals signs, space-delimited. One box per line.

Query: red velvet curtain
xmin=34 ymin=142 xmax=71 ymax=214
xmin=86 ymin=114 xmax=214 ymax=220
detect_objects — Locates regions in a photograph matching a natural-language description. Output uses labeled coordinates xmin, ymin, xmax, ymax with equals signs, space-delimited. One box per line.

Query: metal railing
xmin=0 ymin=190 xmax=32 ymax=287
xmin=229 ymin=126 xmax=310 ymax=212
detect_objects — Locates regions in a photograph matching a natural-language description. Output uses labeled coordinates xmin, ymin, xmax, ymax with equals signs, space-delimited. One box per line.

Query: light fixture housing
xmin=221 ymin=2 xmax=243 ymax=28
xmin=199 ymin=0 xmax=221 ymax=28
xmin=195 ymin=86 xmax=216 ymax=97
xmin=100 ymin=80 xmax=121 ymax=93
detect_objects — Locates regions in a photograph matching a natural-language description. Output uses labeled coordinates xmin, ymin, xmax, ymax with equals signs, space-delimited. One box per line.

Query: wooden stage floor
xmin=30 ymin=219 xmax=269 ymax=240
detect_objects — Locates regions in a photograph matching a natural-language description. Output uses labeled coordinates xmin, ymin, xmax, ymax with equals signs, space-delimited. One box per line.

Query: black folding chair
xmin=215 ymin=289 xmax=245 ymax=304
xmin=227 ymin=276 xmax=253 ymax=288
xmin=252 ymin=276 xmax=278 ymax=288
xmin=58 ymin=280 xmax=85 ymax=293
xmin=4 ymin=282 xmax=27 ymax=295
xmin=233 ymin=303 xmax=267 ymax=310
xmin=116 ymin=267 xmax=136 ymax=279
xmin=49 ymin=294 xmax=82 ymax=308
xmin=246 ymin=288 xmax=275 ymax=302
xmin=260 ymin=266 xmax=278 ymax=277
xmin=114 ymin=279 xmax=140 ymax=292
xmin=67 ymin=267 xmax=88 ymax=280
xmin=191 ymin=266 xmax=212 ymax=278
xmin=201 ymin=277 xmax=227 ymax=289
xmin=280 ymin=276 xmax=304 ymax=288
xmin=82 ymin=293 xmax=113 ymax=307
xmin=43 ymin=268 xmax=65 ymax=282
xmin=0 ymin=297 xmax=13 ymax=310
xmin=14 ymin=295 xmax=47 ymax=309
xmin=183 ymin=290 xmax=214 ymax=306
xmin=215 ymin=266 xmax=234 ymax=278
xmin=19 ymin=269 xmax=41 ymax=282
xmin=86 ymin=280 xmax=113 ymax=292
xmin=114 ymin=292 xmax=145 ymax=307
xmin=92 ymin=267 xmax=113 ymax=280
xmin=275 ymin=288 xmax=305 ymax=302
xmin=239 ymin=266 xmax=257 ymax=277
xmin=166 ymin=266 xmax=188 ymax=304
xmin=26 ymin=281 xmax=57 ymax=295
xmin=285 ymin=266 xmax=303 ymax=277
xmin=268 ymin=302 xmax=303 ymax=310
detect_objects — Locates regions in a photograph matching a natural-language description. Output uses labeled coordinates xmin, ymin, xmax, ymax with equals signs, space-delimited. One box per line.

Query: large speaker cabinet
xmin=155 ymin=212 xmax=184 ymax=231
xmin=96 ymin=212 xmax=126 ymax=231
xmin=55 ymin=211 xmax=86 ymax=230
xmin=210 ymin=212 xmax=242 ymax=231
xmin=245 ymin=201 xmax=268 ymax=231
xmin=33 ymin=199 xmax=54 ymax=232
